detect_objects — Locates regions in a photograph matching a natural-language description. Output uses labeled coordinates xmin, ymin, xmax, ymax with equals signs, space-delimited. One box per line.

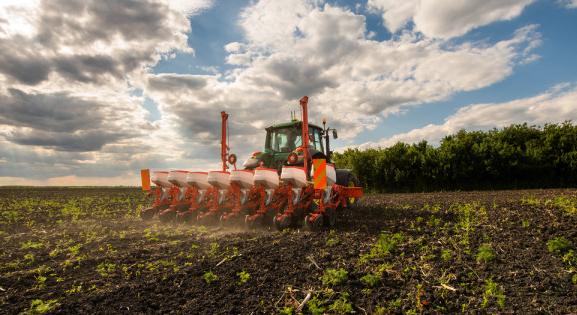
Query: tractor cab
xmin=243 ymin=121 xmax=326 ymax=171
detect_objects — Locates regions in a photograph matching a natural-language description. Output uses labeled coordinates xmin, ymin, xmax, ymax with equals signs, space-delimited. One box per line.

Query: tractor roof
xmin=267 ymin=120 xmax=322 ymax=130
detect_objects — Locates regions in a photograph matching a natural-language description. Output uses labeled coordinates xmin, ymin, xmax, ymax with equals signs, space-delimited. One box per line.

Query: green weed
xmin=21 ymin=240 xmax=44 ymax=250
xmin=476 ymin=244 xmax=496 ymax=263
xmin=96 ymin=262 xmax=116 ymax=277
xmin=326 ymin=230 xmax=340 ymax=247
xmin=547 ymin=237 xmax=572 ymax=254
xmin=208 ymin=242 xmax=220 ymax=257
xmin=237 ymin=270 xmax=250 ymax=285
xmin=360 ymin=272 xmax=381 ymax=287
xmin=546 ymin=196 xmax=577 ymax=216
xmin=307 ymin=297 xmax=325 ymax=315
xmin=25 ymin=299 xmax=59 ymax=314
xmin=65 ymin=284 xmax=82 ymax=295
xmin=321 ymin=268 xmax=348 ymax=286
xmin=481 ymin=279 xmax=506 ymax=308
xmin=203 ymin=271 xmax=218 ymax=284
xmin=360 ymin=232 xmax=404 ymax=264
xmin=441 ymin=249 xmax=452 ymax=262
xmin=328 ymin=292 xmax=354 ymax=314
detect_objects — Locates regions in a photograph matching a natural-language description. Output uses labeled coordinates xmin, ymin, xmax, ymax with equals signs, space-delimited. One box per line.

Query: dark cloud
xmin=254 ymin=57 xmax=337 ymax=99
xmin=0 ymin=88 xmax=103 ymax=132
xmin=0 ymin=0 xmax=188 ymax=86
xmin=6 ymin=130 xmax=126 ymax=152
xmin=54 ymin=55 xmax=122 ymax=83
xmin=36 ymin=0 xmax=175 ymax=46
xmin=0 ymin=41 xmax=51 ymax=85
xmin=147 ymin=74 xmax=208 ymax=91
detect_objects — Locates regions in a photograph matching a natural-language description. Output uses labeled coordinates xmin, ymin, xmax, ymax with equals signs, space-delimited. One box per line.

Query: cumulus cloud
xmin=559 ymin=0 xmax=577 ymax=8
xmin=0 ymin=0 xmax=191 ymax=86
xmin=360 ymin=83 xmax=577 ymax=148
xmin=209 ymin=3 xmax=540 ymax=139
xmin=0 ymin=0 xmax=212 ymax=183
xmin=0 ymin=0 xmax=547 ymax=185
xmin=367 ymin=0 xmax=535 ymax=38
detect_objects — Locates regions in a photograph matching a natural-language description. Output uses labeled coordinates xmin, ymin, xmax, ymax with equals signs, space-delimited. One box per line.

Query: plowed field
xmin=1 ymin=187 xmax=576 ymax=314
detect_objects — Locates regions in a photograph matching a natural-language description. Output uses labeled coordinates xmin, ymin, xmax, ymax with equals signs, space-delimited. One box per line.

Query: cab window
xmin=267 ymin=127 xmax=301 ymax=152
xmin=310 ymin=128 xmax=324 ymax=152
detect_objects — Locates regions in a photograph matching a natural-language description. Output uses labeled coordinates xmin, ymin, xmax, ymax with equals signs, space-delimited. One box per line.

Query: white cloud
xmin=0 ymin=0 xmax=213 ymax=183
xmin=368 ymin=0 xmax=534 ymax=38
xmin=168 ymin=0 xmax=213 ymax=15
xmin=0 ymin=0 xmax=546 ymax=185
xmin=559 ymin=0 xmax=577 ymax=8
xmin=361 ymin=83 xmax=577 ymax=148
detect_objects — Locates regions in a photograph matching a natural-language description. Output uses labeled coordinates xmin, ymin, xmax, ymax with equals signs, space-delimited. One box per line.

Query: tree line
xmin=333 ymin=122 xmax=577 ymax=192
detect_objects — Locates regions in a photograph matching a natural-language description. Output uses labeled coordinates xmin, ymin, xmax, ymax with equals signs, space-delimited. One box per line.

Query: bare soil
xmin=1 ymin=187 xmax=576 ymax=314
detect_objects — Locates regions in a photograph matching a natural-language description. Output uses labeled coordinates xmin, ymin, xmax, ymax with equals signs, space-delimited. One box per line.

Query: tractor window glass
xmin=269 ymin=128 xmax=301 ymax=152
xmin=309 ymin=128 xmax=323 ymax=152
xmin=313 ymin=129 xmax=324 ymax=152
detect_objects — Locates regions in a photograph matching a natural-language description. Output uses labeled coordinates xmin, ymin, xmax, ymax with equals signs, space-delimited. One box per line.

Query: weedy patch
xmin=25 ymin=299 xmax=59 ymax=314
xmin=237 ymin=270 xmax=250 ymax=285
xmin=476 ymin=244 xmax=496 ymax=264
xmin=545 ymin=195 xmax=577 ymax=216
xmin=452 ymin=202 xmax=487 ymax=253
xmin=304 ymin=289 xmax=354 ymax=315
xmin=321 ymin=268 xmax=348 ymax=286
xmin=547 ymin=236 xmax=572 ymax=254
xmin=521 ymin=195 xmax=541 ymax=206
xmin=96 ymin=262 xmax=116 ymax=277
xmin=481 ymin=279 xmax=506 ymax=308
xmin=21 ymin=240 xmax=44 ymax=250
xmin=203 ymin=271 xmax=218 ymax=284
xmin=359 ymin=232 xmax=404 ymax=264
xmin=326 ymin=230 xmax=339 ymax=247
xmin=440 ymin=249 xmax=452 ymax=262
xmin=360 ymin=272 xmax=381 ymax=287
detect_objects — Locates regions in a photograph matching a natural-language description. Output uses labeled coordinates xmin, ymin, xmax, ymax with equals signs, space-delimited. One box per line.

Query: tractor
xmin=140 ymin=96 xmax=363 ymax=230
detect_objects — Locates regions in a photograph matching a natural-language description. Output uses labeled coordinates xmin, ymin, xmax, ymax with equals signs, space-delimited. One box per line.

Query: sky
xmin=0 ymin=0 xmax=576 ymax=186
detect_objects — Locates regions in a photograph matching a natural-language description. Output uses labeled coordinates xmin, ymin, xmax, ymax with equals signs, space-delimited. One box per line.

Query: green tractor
xmin=242 ymin=118 xmax=360 ymax=193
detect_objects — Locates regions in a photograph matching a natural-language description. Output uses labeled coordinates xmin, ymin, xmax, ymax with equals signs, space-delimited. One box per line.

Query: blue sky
xmin=0 ymin=0 xmax=576 ymax=185
xmin=151 ymin=0 xmax=577 ymax=146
